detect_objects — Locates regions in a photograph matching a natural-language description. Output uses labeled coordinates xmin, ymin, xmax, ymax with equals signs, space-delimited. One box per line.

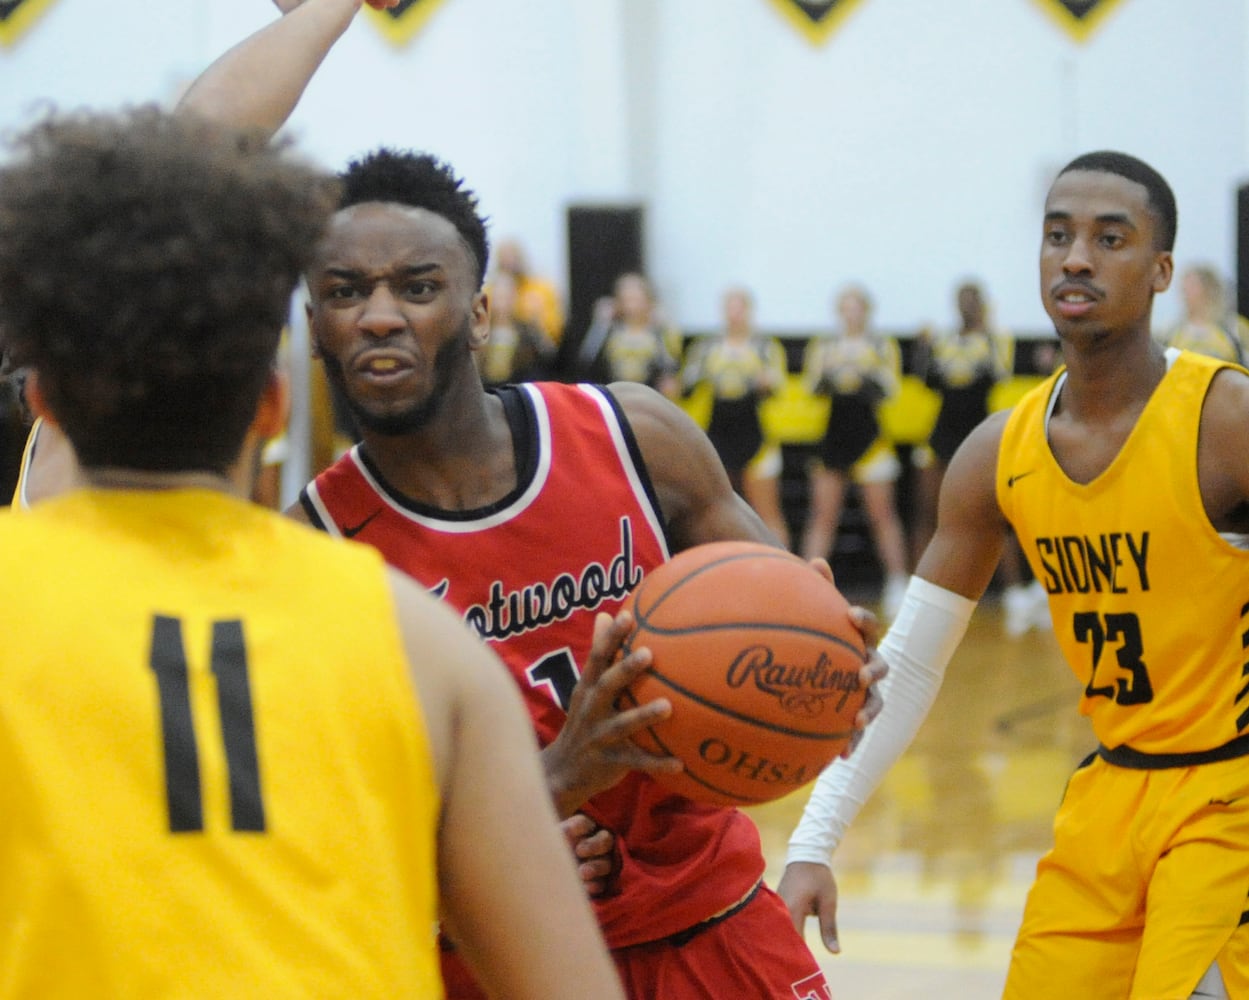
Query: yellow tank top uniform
xmin=1000 ymin=352 xmax=1249 ymax=999
xmin=998 ymin=351 xmax=1249 ymax=760
xmin=0 ymin=489 xmax=443 ymax=999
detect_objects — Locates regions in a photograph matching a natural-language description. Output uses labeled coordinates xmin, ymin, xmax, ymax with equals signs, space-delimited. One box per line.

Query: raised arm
xmin=388 ymin=570 xmax=625 ymax=1000
xmin=778 ymin=410 xmax=1009 ymax=952
xmin=175 ymin=0 xmax=389 ymax=136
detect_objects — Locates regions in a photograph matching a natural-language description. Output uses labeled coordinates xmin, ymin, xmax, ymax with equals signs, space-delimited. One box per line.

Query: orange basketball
xmin=618 ymin=540 xmax=867 ymax=807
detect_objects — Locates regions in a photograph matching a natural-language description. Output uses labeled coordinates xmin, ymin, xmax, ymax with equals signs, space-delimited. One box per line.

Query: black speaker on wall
xmin=558 ymin=204 xmax=645 ymax=379
xmin=1238 ymin=184 xmax=1249 ymax=320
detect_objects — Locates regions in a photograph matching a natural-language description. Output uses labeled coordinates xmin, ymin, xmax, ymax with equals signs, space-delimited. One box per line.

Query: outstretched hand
xmin=777 ymin=860 xmax=842 ymax=954
xmin=543 ymin=610 xmax=684 ymax=818
xmin=807 ymin=557 xmax=887 ymax=759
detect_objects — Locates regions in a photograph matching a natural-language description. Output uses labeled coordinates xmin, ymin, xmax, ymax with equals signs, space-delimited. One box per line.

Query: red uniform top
xmin=301 ymin=382 xmax=765 ymax=947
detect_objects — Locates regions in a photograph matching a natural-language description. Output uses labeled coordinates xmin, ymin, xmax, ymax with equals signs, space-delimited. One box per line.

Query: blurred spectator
xmin=680 ymin=286 xmax=790 ymax=547
xmin=910 ymin=280 xmax=1014 ymax=558
xmin=478 ymin=270 xmax=556 ymax=386
xmin=577 ymin=272 xmax=681 ymax=396
xmin=912 ymin=280 xmax=1044 ymax=637
xmin=494 ymin=238 xmax=565 ymax=346
xmin=798 ymin=284 xmax=909 ymax=618
xmin=1162 ymin=263 xmax=1247 ymax=364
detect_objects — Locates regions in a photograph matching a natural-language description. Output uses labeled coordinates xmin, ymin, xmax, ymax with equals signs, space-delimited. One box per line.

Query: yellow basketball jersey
xmin=998 ymin=351 xmax=1249 ymax=756
xmin=0 ymin=489 xmax=443 ymax=998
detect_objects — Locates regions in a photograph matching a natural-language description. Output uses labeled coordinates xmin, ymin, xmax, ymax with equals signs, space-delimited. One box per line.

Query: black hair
xmin=0 ymin=106 xmax=338 ymax=473
xmin=338 ymin=148 xmax=490 ymax=287
xmin=1058 ymin=151 xmax=1177 ymax=252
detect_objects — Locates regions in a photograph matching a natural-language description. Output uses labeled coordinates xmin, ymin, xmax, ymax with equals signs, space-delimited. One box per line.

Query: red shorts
xmin=440 ymin=883 xmax=830 ymax=1000
xmin=613 ymin=883 xmax=830 ymax=1000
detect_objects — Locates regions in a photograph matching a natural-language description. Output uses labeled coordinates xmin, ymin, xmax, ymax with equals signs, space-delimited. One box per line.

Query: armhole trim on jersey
xmin=300 ymin=484 xmax=336 ymax=536
xmin=581 ymin=384 xmax=673 ymax=559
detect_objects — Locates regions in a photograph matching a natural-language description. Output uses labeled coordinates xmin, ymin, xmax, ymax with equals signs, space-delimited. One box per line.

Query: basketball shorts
xmin=440 ymin=882 xmax=831 ymax=1000
xmin=1004 ymin=750 xmax=1249 ymax=1000
xmin=613 ymin=882 xmax=831 ymax=1000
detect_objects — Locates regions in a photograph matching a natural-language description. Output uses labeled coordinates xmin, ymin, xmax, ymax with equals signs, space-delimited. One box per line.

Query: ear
xmin=468 ymin=289 xmax=491 ymax=351
xmin=252 ymin=368 xmax=290 ymax=442
xmin=23 ymin=371 xmax=59 ymax=428
xmin=1152 ymin=251 xmax=1174 ymax=295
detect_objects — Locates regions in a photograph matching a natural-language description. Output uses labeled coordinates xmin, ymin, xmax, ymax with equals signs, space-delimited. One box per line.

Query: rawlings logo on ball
xmin=725 ymin=645 xmax=862 ymax=717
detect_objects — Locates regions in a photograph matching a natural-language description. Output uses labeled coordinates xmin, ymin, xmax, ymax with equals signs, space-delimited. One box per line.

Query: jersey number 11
xmin=149 ymin=614 xmax=265 ymax=833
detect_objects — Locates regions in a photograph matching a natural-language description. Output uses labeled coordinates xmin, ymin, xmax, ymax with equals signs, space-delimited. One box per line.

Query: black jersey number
xmin=1072 ymin=611 xmax=1154 ymax=706
xmin=149 ymin=615 xmax=265 ymax=833
xmin=526 ymin=648 xmax=580 ymax=711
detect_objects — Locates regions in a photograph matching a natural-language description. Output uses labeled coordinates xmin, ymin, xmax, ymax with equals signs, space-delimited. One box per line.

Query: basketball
xmin=618 ymin=540 xmax=867 ymax=808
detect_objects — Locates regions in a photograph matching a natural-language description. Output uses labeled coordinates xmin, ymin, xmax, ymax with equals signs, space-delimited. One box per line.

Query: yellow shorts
xmin=1005 ymin=750 xmax=1249 ymax=1000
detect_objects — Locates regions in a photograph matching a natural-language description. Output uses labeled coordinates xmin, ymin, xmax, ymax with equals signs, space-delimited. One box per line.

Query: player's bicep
xmin=612 ymin=381 xmax=777 ymax=549
xmin=915 ymin=414 xmax=1009 ymax=600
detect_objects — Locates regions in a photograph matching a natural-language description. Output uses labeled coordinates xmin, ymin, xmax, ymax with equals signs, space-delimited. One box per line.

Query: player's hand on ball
xmin=777 ymin=861 xmax=842 ymax=954
xmin=560 ymin=813 xmax=620 ymax=899
xmin=806 ymin=558 xmax=887 ymax=760
xmin=543 ymin=610 xmax=683 ymax=817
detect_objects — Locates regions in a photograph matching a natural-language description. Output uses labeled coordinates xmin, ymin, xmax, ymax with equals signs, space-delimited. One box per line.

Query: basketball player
xmin=0 ymin=107 xmax=626 ymax=999
xmin=779 ymin=151 xmax=1249 ymax=997
xmin=173 ymin=2 xmax=886 ymax=997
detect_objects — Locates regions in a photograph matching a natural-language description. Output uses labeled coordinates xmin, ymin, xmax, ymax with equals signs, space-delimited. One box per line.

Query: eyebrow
xmin=321 ymin=263 xmax=442 ymax=280
xmin=1044 ymin=210 xmax=1137 ymax=230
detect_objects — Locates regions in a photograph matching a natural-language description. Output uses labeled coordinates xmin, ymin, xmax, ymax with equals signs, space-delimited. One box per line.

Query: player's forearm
xmin=176 ymin=0 xmax=363 ymax=136
xmin=786 ymin=576 xmax=975 ymax=864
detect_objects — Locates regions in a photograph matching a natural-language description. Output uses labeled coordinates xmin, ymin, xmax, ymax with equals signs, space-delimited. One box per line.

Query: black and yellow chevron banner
xmin=365 ymin=0 xmax=447 ymax=47
xmin=0 ymin=0 xmax=58 ymax=48
xmin=1031 ymin=0 xmax=1126 ymax=42
xmin=767 ymin=0 xmax=866 ymax=45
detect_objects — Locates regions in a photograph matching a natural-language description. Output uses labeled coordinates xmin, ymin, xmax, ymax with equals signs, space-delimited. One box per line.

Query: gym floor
xmin=746 ymin=597 xmax=1090 ymax=998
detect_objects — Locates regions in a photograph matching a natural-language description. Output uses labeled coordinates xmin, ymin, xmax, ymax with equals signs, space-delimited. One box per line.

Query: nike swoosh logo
xmin=1007 ymin=471 xmax=1036 ymax=487
xmin=342 ymin=508 xmax=382 ymax=539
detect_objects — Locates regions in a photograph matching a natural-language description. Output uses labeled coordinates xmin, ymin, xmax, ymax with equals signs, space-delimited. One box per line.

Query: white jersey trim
xmin=571 ymin=383 xmax=671 ymax=562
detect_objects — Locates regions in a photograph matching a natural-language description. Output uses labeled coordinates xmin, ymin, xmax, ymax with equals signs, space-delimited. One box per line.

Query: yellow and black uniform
xmin=0 ymin=489 xmax=442 ymax=999
xmin=681 ymin=334 xmax=787 ymax=475
xmin=997 ymin=350 xmax=1249 ymax=998
xmin=1164 ymin=318 xmax=1245 ymax=365
xmin=802 ymin=332 xmax=900 ymax=473
xmin=924 ymin=327 xmax=1013 ymax=464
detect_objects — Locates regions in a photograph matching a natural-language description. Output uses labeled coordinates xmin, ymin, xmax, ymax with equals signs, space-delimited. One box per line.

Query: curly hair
xmin=339 ymin=148 xmax=490 ymax=287
xmin=0 ymin=106 xmax=339 ymax=473
xmin=1058 ymin=151 xmax=1177 ymax=252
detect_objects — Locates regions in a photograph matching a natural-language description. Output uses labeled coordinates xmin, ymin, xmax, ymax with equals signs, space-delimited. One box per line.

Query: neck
xmin=82 ymin=467 xmax=243 ymax=497
xmin=1056 ymin=330 xmax=1166 ymax=416
xmin=359 ymin=388 xmax=516 ymax=511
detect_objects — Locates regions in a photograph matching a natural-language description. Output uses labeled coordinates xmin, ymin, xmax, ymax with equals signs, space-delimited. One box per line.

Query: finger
xmin=577 ymin=856 xmax=615 ymax=882
xmin=848 ymin=605 xmax=881 ymax=647
xmin=582 ymin=875 xmax=610 ymax=898
xmin=855 ymin=684 xmax=884 ymax=729
xmin=817 ymin=890 xmax=841 ymax=954
xmin=860 ymin=652 xmax=888 ymax=688
xmin=574 ymin=828 xmax=614 ymax=860
xmin=559 ymin=812 xmax=596 ymax=848
xmin=583 ymin=610 xmax=636 ymax=685
xmin=807 ymin=557 xmax=834 ymax=586
xmin=613 ymin=748 xmax=685 ymax=777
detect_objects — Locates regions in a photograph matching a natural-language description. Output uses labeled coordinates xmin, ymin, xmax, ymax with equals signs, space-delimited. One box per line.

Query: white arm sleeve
xmin=785 ymin=576 xmax=976 ymax=867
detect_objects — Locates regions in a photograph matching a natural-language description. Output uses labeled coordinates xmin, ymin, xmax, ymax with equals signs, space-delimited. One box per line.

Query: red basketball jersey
xmin=302 ymin=382 xmax=766 ymax=946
